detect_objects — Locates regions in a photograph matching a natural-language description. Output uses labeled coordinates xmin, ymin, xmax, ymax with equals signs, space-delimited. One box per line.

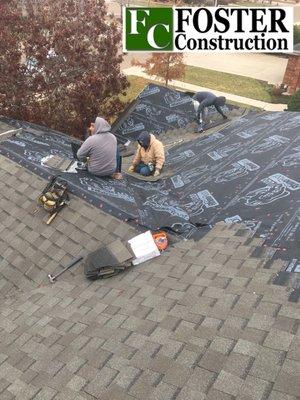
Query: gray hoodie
xmin=77 ymin=117 xmax=117 ymax=176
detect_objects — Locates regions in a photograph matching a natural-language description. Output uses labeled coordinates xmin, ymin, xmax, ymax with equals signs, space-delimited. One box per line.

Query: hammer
xmin=48 ymin=255 xmax=83 ymax=283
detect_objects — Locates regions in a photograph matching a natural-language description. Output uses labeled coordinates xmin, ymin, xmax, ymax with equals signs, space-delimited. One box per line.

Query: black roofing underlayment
xmin=0 ymin=85 xmax=299 ymax=299
xmin=112 ymin=83 xmax=244 ymax=142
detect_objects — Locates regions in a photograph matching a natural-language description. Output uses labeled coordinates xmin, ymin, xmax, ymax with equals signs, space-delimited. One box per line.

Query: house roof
xmin=0 ymin=85 xmax=299 ymax=399
xmin=0 ymin=153 xmax=139 ymax=296
xmin=1 ymin=108 xmax=299 ymax=265
xmin=0 ymin=153 xmax=299 ymax=399
xmin=0 ymin=85 xmax=248 ymax=242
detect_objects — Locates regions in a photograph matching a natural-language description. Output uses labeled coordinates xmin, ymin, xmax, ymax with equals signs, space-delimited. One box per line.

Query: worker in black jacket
xmin=192 ymin=91 xmax=228 ymax=133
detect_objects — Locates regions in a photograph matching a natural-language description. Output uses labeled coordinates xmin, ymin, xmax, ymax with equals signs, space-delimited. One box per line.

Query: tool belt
xmin=38 ymin=176 xmax=69 ymax=213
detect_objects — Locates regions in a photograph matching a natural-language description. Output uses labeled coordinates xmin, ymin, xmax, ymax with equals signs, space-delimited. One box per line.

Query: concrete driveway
xmin=122 ymin=53 xmax=288 ymax=85
xmin=183 ymin=53 xmax=288 ymax=85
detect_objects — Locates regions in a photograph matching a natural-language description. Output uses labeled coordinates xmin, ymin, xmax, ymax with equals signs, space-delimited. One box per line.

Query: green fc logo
xmin=124 ymin=8 xmax=173 ymax=51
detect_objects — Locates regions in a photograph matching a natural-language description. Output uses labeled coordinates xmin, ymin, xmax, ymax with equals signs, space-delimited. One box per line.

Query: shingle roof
xmin=0 ymin=151 xmax=299 ymax=399
xmin=0 ymin=114 xmax=245 ymax=297
xmin=1 ymin=85 xmax=300 ymax=398
xmin=0 ymin=154 xmax=139 ymax=296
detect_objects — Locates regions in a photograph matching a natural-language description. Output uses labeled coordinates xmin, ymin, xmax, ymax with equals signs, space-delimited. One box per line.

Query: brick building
xmin=283 ymin=44 xmax=300 ymax=94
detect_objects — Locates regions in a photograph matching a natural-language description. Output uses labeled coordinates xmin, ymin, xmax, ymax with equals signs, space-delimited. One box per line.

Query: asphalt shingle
xmin=0 ymin=154 xmax=299 ymax=399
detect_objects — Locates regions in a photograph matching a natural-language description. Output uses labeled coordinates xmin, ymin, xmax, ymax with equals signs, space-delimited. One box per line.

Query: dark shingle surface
xmin=0 ymin=154 xmax=138 ymax=295
xmin=0 ymin=155 xmax=299 ymax=400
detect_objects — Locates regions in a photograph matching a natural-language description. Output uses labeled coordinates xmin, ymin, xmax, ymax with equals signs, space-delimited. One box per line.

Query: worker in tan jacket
xmin=128 ymin=132 xmax=165 ymax=177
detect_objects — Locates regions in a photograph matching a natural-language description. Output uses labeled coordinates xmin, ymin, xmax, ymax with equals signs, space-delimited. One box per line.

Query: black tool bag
xmin=84 ymin=239 xmax=133 ymax=280
xmin=38 ymin=176 xmax=69 ymax=213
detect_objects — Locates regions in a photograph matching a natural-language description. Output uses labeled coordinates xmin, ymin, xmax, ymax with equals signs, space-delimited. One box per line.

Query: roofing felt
xmin=0 ymin=106 xmax=300 ymax=399
xmin=112 ymin=83 xmax=246 ymax=142
xmin=0 ymin=85 xmax=299 ymax=288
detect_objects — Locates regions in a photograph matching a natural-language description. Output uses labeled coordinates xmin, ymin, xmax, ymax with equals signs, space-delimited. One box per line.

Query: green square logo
xmin=124 ymin=8 xmax=173 ymax=51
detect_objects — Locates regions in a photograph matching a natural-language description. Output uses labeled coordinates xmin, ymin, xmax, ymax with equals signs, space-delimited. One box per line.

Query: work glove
xmin=128 ymin=165 xmax=135 ymax=173
xmin=154 ymin=169 xmax=160 ymax=177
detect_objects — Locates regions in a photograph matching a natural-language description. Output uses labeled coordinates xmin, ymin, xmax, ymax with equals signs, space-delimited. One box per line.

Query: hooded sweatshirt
xmin=192 ymin=92 xmax=226 ymax=118
xmin=77 ymin=117 xmax=117 ymax=176
xmin=132 ymin=133 xmax=165 ymax=170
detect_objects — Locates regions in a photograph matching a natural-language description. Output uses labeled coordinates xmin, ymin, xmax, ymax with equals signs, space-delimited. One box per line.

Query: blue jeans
xmin=134 ymin=163 xmax=151 ymax=176
xmin=116 ymin=148 xmax=122 ymax=172
xmin=196 ymin=100 xmax=210 ymax=130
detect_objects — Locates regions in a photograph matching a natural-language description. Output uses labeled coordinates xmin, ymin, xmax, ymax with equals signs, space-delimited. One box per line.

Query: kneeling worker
xmin=193 ymin=91 xmax=228 ymax=133
xmin=77 ymin=117 xmax=122 ymax=179
xmin=128 ymin=132 xmax=165 ymax=177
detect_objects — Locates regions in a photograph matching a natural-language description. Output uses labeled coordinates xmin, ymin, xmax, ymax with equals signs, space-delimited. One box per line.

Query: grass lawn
xmin=120 ymin=76 xmax=151 ymax=102
xmin=123 ymin=75 xmax=262 ymax=110
xmin=184 ymin=65 xmax=289 ymax=104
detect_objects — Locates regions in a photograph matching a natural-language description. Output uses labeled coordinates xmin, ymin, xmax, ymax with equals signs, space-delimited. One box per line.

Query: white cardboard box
xmin=128 ymin=230 xmax=160 ymax=265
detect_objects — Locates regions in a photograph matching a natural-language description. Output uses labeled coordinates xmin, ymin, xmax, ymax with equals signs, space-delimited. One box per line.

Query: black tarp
xmin=1 ymin=110 xmax=299 ymax=264
xmin=0 ymin=85 xmax=299 ymax=283
xmin=112 ymin=83 xmax=243 ymax=141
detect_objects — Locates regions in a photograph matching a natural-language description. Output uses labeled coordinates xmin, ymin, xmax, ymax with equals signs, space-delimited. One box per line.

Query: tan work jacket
xmin=132 ymin=134 xmax=165 ymax=170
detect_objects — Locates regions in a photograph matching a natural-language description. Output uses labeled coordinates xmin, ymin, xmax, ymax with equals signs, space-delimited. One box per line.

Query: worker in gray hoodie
xmin=77 ymin=117 xmax=122 ymax=179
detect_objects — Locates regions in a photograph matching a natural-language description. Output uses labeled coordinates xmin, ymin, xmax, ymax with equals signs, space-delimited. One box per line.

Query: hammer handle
xmin=50 ymin=255 xmax=84 ymax=281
